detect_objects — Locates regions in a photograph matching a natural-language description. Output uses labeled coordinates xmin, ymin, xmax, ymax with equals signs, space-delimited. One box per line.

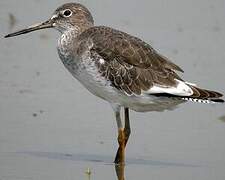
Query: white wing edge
xmin=144 ymin=79 xmax=194 ymax=96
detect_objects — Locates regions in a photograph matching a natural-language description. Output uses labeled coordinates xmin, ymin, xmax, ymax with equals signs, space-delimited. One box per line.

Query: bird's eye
xmin=63 ymin=9 xmax=72 ymax=17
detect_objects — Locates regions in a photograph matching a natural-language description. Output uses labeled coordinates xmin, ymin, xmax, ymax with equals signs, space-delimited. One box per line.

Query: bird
xmin=4 ymin=3 xmax=224 ymax=165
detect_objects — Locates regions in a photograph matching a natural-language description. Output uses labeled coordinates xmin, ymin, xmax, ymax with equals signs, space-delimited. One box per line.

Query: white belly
xmin=63 ymin=57 xmax=184 ymax=112
xmin=61 ymin=53 xmax=120 ymax=101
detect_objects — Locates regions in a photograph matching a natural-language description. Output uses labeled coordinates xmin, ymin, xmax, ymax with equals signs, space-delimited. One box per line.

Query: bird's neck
xmin=58 ymin=21 xmax=93 ymax=37
xmin=57 ymin=22 xmax=93 ymax=57
xmin=57 ymin=29 xmax=75 ymax=59
xmin=75 ymin=22 xmax=93 ymax=36
xmin=57 ymin=22 xmax=93 ymax=68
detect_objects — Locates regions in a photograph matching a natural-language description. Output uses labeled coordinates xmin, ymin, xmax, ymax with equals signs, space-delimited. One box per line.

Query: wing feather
xmin=77 ymin=26 xmax=186 ymax=95
xmin=77 ymin=26 xmax=223 ymax=101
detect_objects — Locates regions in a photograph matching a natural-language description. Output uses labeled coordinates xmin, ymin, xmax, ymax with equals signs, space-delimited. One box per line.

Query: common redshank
xmin=5 ymin=3 xmax=224 ymax=164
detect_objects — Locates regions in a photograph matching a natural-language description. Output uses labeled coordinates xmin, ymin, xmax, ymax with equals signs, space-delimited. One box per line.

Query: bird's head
xmin=5 ymin=3 xmax=94 ymax=38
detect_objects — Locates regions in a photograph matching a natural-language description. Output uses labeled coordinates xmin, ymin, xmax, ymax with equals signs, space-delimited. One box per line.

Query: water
xmin=0 ymin=0 xmax=225 ymax=179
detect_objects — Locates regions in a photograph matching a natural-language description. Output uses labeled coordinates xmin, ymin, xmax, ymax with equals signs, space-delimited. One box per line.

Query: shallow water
xmin=0 ymin=0 xmax=225 ymax=179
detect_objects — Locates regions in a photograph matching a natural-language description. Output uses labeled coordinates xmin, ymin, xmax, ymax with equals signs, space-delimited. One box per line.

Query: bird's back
xmin=75 ymin=26 xmax=224 ymax=103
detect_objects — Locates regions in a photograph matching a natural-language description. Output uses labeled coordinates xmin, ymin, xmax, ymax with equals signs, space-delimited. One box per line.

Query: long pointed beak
xmin=4 ymin=19 xmax=53 ymax=38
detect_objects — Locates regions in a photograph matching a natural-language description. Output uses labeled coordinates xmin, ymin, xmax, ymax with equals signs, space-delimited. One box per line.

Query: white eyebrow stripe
xmin=51 ymin=14 xmax=58 ymax=20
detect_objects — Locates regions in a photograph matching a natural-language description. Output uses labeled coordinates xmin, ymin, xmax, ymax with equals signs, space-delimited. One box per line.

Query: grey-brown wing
xmin=87 ymin=26 xmax=183 ymax=71
xmin=78 ymin=26 xmax=184 ymax=95
xmin=91 ymin=51 xmax=181 ymax=96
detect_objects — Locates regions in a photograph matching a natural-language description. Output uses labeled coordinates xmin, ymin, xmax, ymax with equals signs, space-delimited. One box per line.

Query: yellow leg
xmin=115 ymin=162 xmax=125 ymax=180
xmin=114 ymin=128 xmax=126 ymax=164
xmin=114 ymin=108 xmax=130 ymax=165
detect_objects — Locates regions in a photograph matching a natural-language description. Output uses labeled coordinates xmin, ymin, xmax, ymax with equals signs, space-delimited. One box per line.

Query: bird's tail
xmin=182 ymin=85 xmax=224 ymax=103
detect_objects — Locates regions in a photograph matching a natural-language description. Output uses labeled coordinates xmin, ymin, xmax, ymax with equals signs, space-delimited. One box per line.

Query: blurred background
xmin=0 ymin=0 xmax=225 ymax=180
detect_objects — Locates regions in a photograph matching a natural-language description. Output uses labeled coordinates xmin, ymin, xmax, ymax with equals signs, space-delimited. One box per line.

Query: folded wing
xmin=78 ymin=26 xmax=223 ymax=102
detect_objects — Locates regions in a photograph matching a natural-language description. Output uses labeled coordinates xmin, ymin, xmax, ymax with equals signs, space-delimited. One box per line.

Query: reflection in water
xmin=18 ymin=151 xmax=198 ymax=167
xmin=115 ymin=164 xmax=125 ymax=180
xmin=13 ymin=151 xmax=200 ymax=179
xmin=85 ymin=168 xmax=92 ymax=180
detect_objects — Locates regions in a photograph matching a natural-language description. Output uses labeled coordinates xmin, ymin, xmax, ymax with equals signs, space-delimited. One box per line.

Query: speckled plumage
xmin=4 ymin=2 xmax=224 ymax=111
xmin=4 ymin=2 xmax=224 ymax=164
xmin=78 ymin=26 xmax=183 ymax=94
xmin=51 ymin=3 xmax=224 ymax=112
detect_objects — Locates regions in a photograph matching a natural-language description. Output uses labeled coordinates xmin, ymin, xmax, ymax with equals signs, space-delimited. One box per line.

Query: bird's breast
xmin=57 ymin=32 xmax=73 ymax=59
xmin=57 ymin=35 xmax=116 ymax=101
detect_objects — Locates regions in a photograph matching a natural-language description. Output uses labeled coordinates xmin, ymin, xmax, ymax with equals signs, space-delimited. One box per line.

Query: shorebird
xmin=5 ymin=3 xmax=224 ymax=164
